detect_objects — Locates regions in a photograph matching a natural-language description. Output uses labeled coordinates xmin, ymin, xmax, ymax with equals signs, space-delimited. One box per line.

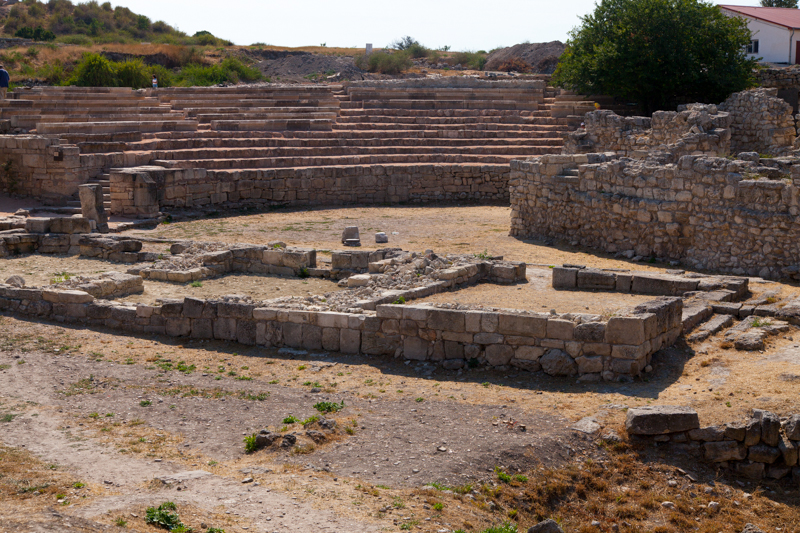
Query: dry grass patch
xmin=442 ymin=440 xmax=800 ymax=533
xmin=0 ymin=443 xmax=94 ymax=511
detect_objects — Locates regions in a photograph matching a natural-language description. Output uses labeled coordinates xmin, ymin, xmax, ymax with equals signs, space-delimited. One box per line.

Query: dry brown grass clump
xmin=0 ymin=444 xmax=89 ymax=509
xmin=468 ymin=440 xmax=800 ymax=533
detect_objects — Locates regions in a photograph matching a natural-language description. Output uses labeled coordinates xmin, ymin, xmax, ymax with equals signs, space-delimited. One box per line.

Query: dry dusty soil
xmin=1 ymin=204 xmax=800 ymax=533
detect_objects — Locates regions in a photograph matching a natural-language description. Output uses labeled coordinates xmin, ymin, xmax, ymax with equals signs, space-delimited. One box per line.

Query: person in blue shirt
xmin=0 ymin=65 xmax=9 ymax=100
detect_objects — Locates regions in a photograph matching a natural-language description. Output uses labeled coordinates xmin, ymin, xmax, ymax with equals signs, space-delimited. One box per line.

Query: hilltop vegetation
xmin=2 ymin=0 xmax=231 ymax=46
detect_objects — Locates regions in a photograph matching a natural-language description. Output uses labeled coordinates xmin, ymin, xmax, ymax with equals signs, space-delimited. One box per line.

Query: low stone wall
xmin=718 ymin=88 xmax=795 ymax=156
xmin=563 ymin=105 xmax=732 ymax=158
xmin=0 ymin=280 xmax=681 ymax=381
xmin=0 ymin=135 xmax=110 ymax=203
xmin=627 ymin=406 xmax=800 ymax=482
xmin=510 ymin=153 xmax=800 ymax=279
xmin=109 ymin=164 xmax=511 ymax=217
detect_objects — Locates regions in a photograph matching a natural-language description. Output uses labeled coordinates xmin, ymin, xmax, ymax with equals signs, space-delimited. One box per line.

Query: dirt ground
xmin=2 ymin=203 xmax=800 ymax=532
xmin=419 ymin=268 xmax=657 ymax=314
xmin=131 ymin=205 xmax=675 ymax=274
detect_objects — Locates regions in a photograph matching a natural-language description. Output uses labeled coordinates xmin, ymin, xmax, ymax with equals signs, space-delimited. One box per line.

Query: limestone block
xmin=703 ymin=441 xmax=747 ymax=462
xmin=573 ymin=322 xmax=605 ymax=342
xmin=485 ymin=344 xmax=514 ymax=366
xmin=428 ymin=309 xmax=465 ymax=332
xmin=552 ymin=267 xmax=577 ymax=289
xmin=785 ymin=414 xmax=800 ymax=440
xmin=779 ymin=435 xmax=799 ymax=466
xmin=340 ymin=328 xmax=361 ymax=354
xmin=625 ymin=406 xmax=699 ymax=435
xmin=213 ymin=317 xmax=237 ymax=341
xmin=301 ymin=325 xmax=322 ymax=350
xmin=25 ymin=217 xmax=52 ymax=233
xmin=575 ymin=355 xmax=603 ymax=374
xmin=165 ymin=318 xmax=191 ymax=337
xmin=540 ymin=349 xmax=577 ymax=376
xmin=546 ymin=319 xmax=574 ymax=340
xmin=237 ymin=320 xmax=258 ymax=345
xmin=42 ymin=289 xmax=94 ymax=304
xmin=322 ymin=328 xmax=340 ymax=352
xmin=50 ymin=217 xmax=92 ymax=235
xmin=497 ymin=313 xmax=546 ymax=336
xmin=606 ymin=316 xmax=646 ymax=345
xmin=576 ymin=269 xmax=616 ymax=290
xmin=444 ymin=341 xmax=464 ymax=359
xmin=753 ymin=409 xmax=781 ymax=446
xmin=347 ymin=274 xmax=372 ymax=288
xmin=361 ymin=332 xmax=400 ymax=355
xmin=688 ymin=426 xmax=726 ymax=442
xmin=190 ymin=318 xmax=214 ymax=339
xmin=748 ymin=445 xmax=781 ymax=464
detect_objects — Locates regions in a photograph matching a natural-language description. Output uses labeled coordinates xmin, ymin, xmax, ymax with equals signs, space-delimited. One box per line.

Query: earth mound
xmin=485 ymin=41 xmax=565 ymax=74
xmin=255 ymin=52 xmax=366 ymax=82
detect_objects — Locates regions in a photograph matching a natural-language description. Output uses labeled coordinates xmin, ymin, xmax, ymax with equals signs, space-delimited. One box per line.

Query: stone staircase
xmin=4 ymin=86 xmax=198 ymax=134
xmin=4 ymin=81 xmax=577 ymax=212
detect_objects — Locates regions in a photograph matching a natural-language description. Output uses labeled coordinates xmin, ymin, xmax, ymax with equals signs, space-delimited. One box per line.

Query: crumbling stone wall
xmin=563 ymin=105 xmax=732 ymax=158
xmin=0 ymin=278 xmax=681 ymax=382
xmin=0 ymin=135 xmax=111 ymax=203
xmin=109 ymin=164 xmax=511 ymax=217
xmin=718 ymin=88 xmax=795 ymax=156
xmin=510 ymin=153 xmax=800 ymax=279
xmin=627 ymin=406 xmax=800 ymax=482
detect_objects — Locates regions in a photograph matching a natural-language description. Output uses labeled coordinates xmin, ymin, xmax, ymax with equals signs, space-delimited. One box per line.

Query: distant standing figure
xmin=0 ymin=65 xmax=9 ymax=100
xmin=152 ymin=75 xmax=158 ymax=89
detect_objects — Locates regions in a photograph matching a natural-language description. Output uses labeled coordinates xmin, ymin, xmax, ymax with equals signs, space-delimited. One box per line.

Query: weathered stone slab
xmin=625 ymin=405 xmax=699 ymax=435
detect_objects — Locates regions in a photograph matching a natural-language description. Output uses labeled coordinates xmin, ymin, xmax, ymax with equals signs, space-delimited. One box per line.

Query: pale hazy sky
xmin=102 ymin=0 xmax=765 ymax=50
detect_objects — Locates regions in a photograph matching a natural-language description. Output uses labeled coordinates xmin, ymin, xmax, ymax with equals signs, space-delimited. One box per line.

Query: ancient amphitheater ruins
xmin=2 ymin=66 xmax=800 ymax=519
xmin=2 ymin=77 xmax=800 ymax=383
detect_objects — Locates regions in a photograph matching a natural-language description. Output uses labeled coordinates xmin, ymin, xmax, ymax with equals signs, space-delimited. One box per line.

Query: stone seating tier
xmin=349 ymin=100 xmax=541 ymax=111
xmin=36 ymin=120 xmax=199 ymax=135
xmin=10 ymin=113 xmax=187 ymax=130
xmin=151 ymin=152 xmax=551 ymax=170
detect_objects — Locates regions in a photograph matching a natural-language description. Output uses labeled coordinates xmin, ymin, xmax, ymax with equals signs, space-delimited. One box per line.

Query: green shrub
xmin=70 ymin=53 xmax=117 ymax=86
xmin=405 ymin=42 xmax=429 ymax=59
xmin=174 ymin=57 xmax=261 ymax=87
xmin=116 ymin=58 xmax=150 ymax=89
xmin=313 ymin=400 xmax=344 ymax=413
xmin=145 ymin=502 xmax=185 ymax=531
xmin=391 ymin=36 xmax=420 ymax=50
xmin=355 ymin=51 xmax=411 ymax=74
xmin=451 ymin=51 xmax=488 ymax=70
xmin=243 ymin=433 xmax=258 ymax=453
xmin=57 ymin=35 xmax=93 ymax=46
xmin=36 ymin=60 xmax=67 ymax=85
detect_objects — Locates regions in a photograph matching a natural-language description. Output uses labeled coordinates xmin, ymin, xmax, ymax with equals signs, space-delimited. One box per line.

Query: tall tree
xmin=761 ymin=0 xmax=798 ymax=8
xmin=552 ymin=0 xmax=757 ymax=113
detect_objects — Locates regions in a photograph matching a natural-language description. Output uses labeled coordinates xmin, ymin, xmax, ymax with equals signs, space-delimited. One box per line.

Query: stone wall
xmin=627 ymin=406 xmax=800 ymax=482
xmin=718 ymin=88 xmax=795 ymax=156
xmin=562 ymin=105 xmax=732 ymax=158
xmin=109 ymin=164 xmax=511 ymax=217
xmin=0 ymin=135 xmax=110 ymax=203
xmin=756 ymin=66 xmax=800 ymax=89
xmin=0 ymin=279 xmax=681 ymax=382
xmin=509 ymin=153 xmax=800 ymax=279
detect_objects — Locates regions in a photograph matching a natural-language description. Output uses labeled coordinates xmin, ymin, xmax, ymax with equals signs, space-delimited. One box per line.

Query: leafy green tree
xmin=761 ymin=0 xmax=798 ymax=7
xmin=70 ymin=53 xmax=117 ymax=87
xmin=552 ymin=0 xmax=757 ymax=113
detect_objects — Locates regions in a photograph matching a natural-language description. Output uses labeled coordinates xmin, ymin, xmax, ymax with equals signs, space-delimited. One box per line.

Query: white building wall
xmin=721 ymin=8 xmax=799 ymax=64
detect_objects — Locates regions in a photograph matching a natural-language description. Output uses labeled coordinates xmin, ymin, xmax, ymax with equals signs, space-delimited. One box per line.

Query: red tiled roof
xmin=720 ymin=5 xmax=800 ymax=29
